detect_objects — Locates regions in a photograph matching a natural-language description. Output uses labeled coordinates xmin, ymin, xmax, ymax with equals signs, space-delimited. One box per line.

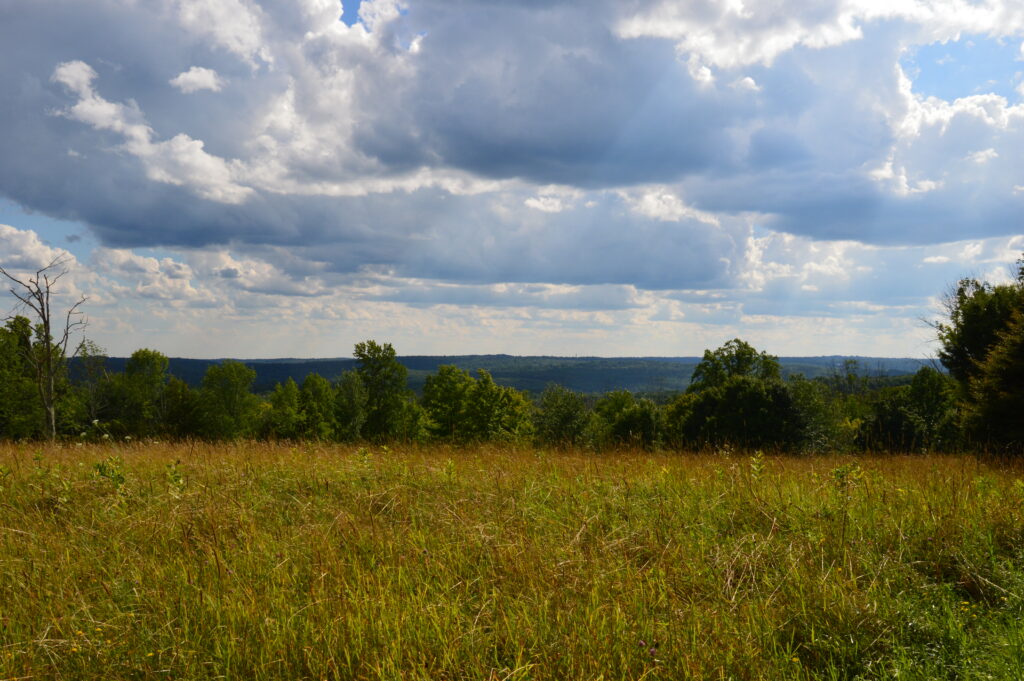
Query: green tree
xmin=906 ymin=366 xmax=958 ymax=449
xmin=853 ymin=367 xmax=956 ymax=453
xmin=75 ymin=339 xmax=109 ymax=426
xmin=662 ymin=392 xmax=698 ymax=451
xmin=421 ymin=365 xmax=474 ymax=441
xmin=264 ymin=378 xmax=301 ymax=440
xmin=688 ymin=338 xmax=781 ymax=392
xmin=969 ymin=309 xmax=1024 ymax=450
xmin=534 ymin=383 xmax=591 ymax=448
xmin=199 ymin=361 xmax=259 ymax=440
xmin=299 ymin=373 xmax=337 ymax=440
xmin=682 ymin=375 xmax=804 ymax=451
xmin=936 ymin=260 xmax=1024 ymax=389
xmin=0 ymin=257 xmax=86 ymax=440
xmin=592 ymin=390 xmax=660 ymax=450
xmin=334 ymin=370 xmax=368 ymax=441
xmin=857 ymin=386 xmax=918 ymax=452
xmin=109 ymin=348 xmax=169 ymax=437
xmin=394 ymin=399 xmax=432 ymax=443
xmin=673 ymin=339 xmax=801 ymax=451
xmin=353 ymin=340 xmax=409 ymax=441
xmin=0 ymin=317 xmax=43 ymax=439
xmin=462 ymin=370 xmax=533 ymax=443
xmin=162 ymin=376 xmax=202 ymax=439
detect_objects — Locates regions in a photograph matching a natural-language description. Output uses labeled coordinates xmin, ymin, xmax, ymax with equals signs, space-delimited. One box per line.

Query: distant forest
xmin=70 ymin=354 xmax=928 ymax=396
xmin=1 ymin=256 xmax=1022 ymax=453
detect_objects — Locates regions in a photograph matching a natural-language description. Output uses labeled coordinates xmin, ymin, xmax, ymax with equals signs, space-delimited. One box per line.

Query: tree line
xmin=1 ymin=257 xmax=1022 ymax=453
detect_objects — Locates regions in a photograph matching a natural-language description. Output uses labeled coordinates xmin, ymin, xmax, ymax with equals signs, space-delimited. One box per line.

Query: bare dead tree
xmin=0 ymin=255 xmax=87 ymax=440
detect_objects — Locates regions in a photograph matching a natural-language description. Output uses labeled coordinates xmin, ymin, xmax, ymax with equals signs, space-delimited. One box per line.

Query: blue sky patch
xmin=0 ymin=199 xmax=95 ymax=261
xmin=340 ymin=0 xmax=362 ymax=26
xmin=901 ymin=34 xmax=1022 ymax=101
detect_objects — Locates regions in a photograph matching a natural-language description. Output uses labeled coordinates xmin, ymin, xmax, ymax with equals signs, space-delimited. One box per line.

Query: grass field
xmin=2 ymin=442 xmax=1024 ymax=680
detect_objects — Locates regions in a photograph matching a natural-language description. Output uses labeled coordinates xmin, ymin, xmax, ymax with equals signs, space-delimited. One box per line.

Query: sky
xmin=1 ymin=1 xmax=1023 ymax=359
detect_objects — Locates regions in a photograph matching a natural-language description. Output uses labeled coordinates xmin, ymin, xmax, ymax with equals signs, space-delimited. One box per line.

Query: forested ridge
xmin=2 ymin=258 xmax=1023 ymax=453
xmin=67 ymin=354 xmax=924 ymax=395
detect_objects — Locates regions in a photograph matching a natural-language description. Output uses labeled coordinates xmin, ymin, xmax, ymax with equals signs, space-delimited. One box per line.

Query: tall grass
xmin=1 ymin=442 xmax=1023 ymax=680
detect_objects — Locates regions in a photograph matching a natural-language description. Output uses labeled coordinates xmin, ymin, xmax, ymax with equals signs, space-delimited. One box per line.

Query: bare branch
xmin=0 ymin=255 xmax=83 ymax=440
xmin=59 ymin=296 xmax=88 ymax=356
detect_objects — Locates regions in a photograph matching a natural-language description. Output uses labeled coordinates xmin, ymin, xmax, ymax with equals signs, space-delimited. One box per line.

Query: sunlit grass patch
xmin=1 ymin=442 xmax=1023 ymax=679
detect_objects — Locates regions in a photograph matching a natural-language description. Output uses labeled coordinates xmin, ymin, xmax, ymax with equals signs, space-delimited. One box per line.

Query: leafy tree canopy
xmin=688 ymin=338 xmax=781 ymax=393
xmin=936 ymin=258 xmax=1024 ymax=388
xmin=354 ymin=340 xmax=410 ymax=441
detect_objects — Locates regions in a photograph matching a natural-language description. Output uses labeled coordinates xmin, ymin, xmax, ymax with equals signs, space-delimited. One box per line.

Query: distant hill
xmin=75 ymin=354 xmax=936 ymax=396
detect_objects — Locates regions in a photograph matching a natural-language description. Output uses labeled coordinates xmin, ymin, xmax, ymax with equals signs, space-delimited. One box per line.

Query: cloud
xmin=170 ymin=66 xmax=225 ymax=93
xmin=173 ymin=0 xmax=271 ymax=66
xmin=51 ymin=60 xmax=253 ymax=204
xmin=616 ymin=0 xmax=1024 ymax=70
xmin=2 ymin=1 xmax=1024 ymax=356
xmin=0 ymin=223 xmax=71 ymax=272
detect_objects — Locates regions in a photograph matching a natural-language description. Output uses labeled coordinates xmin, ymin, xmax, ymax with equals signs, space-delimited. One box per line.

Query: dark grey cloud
xmin=354 ymin=3 xmax=741 ymax=186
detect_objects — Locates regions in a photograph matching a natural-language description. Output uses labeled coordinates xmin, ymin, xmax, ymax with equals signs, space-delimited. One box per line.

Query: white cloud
xmin=170 ymin=66 xmax=225 ymax=93
xmin=966 ymin=147 xmax=998 ymax=163
xmin=6 ymin=1 xmax=1024 ymax=357
xmin=525 ymin=196 xmax=566 ymax=213
xmin=618 ymin=187 xmax=720 ymax=226
xmin=523 ymin=186 xmax=582 ymax=214
xmin=52 ymin=61 xmax=252 ymax=204
xmin=173 ymin=0 xmax=270 ymax=65
xmin=92 ymin=248 xmax=215 ymax=304
xmin=0 ymin=223 xmax=72 ymax=272
xmin=617 ymin=1 xmax=1024 ymax=69
xmin=730 ymin=76 xmax=761 ymax=92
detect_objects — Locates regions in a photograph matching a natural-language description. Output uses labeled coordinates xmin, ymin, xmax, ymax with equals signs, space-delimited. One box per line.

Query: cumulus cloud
xmin=51 ymin=60 xmax=253 ymax=204
xmin=0 ymin=223 xmax=71 ymax=272
xmin=2 ymin=1 xmax=1024 ymax=355
xmin=170 ymin=66 xmax=225 ymax=93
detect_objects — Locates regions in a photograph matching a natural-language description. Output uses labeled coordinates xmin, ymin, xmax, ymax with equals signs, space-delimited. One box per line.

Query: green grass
xmin=2 ymin=442 xmax=1024 ymax=680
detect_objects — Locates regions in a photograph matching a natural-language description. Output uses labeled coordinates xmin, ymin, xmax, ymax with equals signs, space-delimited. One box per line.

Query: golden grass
xmin=1 ymin=441 xmax=1023 ymax=680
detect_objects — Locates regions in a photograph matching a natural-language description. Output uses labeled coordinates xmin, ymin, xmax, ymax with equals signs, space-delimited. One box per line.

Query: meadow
xmin=1 ymin=442 xmax=1023 ymax=680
